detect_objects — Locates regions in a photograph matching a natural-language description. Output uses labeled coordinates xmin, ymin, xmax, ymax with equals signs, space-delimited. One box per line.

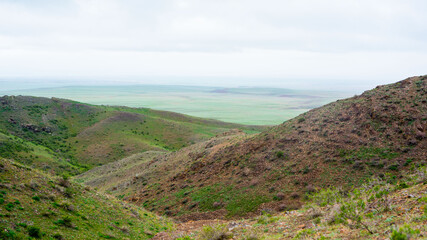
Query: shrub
xmin=390 ymin=225 xmax=420 ymax=240
xmin=28 ymin=226 xmax=41 ymax=238
xmin=32 ymin=195 xmax=41 ymax=201
xmin=395 ymin=182 xmax=409 ymax=190
xmin=0 ymin=228 xmax=16 ymax=239
xmin=303 ymin=166 xmax=311 ymax=174
xmin=5 ymin=202 xmax=14 ymax=211
xmin=198 ymin=224 xmax=231 ymax=240
xmin=58 ymin=175 xmax=70 ymax=187
xmin=17 ymin=222 xmax=27 ymax=228
xmin=257 ymin=213 xmax=279 ymax=224
xmin=337 ymin=196 xmax=373 ymax=233
xmin=309 ymin=187 xmax=341 ymax=207
xmin=403 ymin=159 xmax=413 ymax=166
xmin=388 ymin=164 xmax=399 ymax=171
xmin=53 ymin=233 xmax=64 ymax=240
xmin=414 ymin=166 xmax=427 ymax=183
xmin=276 ymin=151 xmax=284 ymax=158
xmin=176 ymin=236 xmax=193 ymax=240
xmin=363 ymin=178 xmax=393 ymax=213
xmin=294 ymin=228 xmax=315 ymax=239
xmin=54 ymin=216 xmax=73 ymax=228
xmin=64 ymin=187 xmax=74 ymax=198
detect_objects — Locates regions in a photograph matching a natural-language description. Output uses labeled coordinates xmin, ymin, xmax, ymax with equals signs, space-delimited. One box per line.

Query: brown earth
xmin=80 ymin=75 xmax=427 ymax=220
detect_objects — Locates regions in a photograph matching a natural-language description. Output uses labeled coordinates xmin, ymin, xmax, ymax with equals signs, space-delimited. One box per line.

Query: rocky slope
xmin=154 ymin=166 xmax=427 ymax=239
xmin=80 ymin=75 xmax=427 ymax=219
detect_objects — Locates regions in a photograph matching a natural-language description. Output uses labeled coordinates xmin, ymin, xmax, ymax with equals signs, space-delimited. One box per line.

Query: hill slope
xmin=154 ymin=167 xmax=427 ymax=239
xmin=0 ymin=96 xmax=263 ymax=175
xmin=79 ymin=75 xmax=427 ymax=219
xmin=0 ymin=158 xmax=172 ymax=239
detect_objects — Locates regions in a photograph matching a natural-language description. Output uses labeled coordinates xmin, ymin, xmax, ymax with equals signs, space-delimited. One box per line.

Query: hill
xmin=0 ymin=157 xmax=172 ymax=239
xmin=154 ymin=166 xmax=427 ymax=239
xmin=0 ymin=96 xmax=263 ymax=175
xmin=78 ymin=75 xmax=427 ymax=219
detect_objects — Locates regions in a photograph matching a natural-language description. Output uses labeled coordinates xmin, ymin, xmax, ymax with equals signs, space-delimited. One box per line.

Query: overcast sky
xmin=0 ymin=0 xmax=426 ymax=90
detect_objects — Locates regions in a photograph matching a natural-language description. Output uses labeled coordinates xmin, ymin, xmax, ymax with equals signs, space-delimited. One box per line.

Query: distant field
xmin=1 ymin=85 xmax=352 ymax=125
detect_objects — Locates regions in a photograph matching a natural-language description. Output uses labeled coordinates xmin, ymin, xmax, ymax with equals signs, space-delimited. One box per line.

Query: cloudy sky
xmin=0 ymin=0 xmax=426 ymax=90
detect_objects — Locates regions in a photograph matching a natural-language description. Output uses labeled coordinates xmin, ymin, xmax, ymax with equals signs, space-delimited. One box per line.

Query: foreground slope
xmin=154 ymin=167 xmax=427 ymax=239
xmin=80 ymin=75 xmax=427 ymax=219
xmin=0 ymin=157 xmax=172 ymax=239
xmin=0 ymin=96 xmax=263 ymax=175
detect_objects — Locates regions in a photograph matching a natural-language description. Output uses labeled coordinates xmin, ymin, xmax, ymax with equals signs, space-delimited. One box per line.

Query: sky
xmin=0 ymin=0 xmax=426 ymax=91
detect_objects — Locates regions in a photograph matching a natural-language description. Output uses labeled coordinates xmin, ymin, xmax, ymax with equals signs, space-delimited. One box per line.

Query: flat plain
xmin=1 ymin=85 xmax=351 ymax=125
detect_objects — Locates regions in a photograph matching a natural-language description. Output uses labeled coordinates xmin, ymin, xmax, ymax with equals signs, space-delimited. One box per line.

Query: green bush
xmin=276 ymin=151 xmax=284 ymax=158
xmin=388 ymin=164 xmax=399 ymax=171
xmin=336 ymin=195 xmax=373 ymax=234
xmin=53 ymin=233 xmax=64 ymax=240
xmin=309 ymin=187 xmax=341 ymax=207
xmin=198 ymin=224 xmax=231 ymax=240
xmin=28 ymin=226 xmax=41 ymax=238
xmin=5 ymin=202 xmax=14 ymax=211
xmin=17 ymin=222 xmax=27 ymax=228
xmin=257 ymin=213 xmax=279 ymax=224
xmin=390 ymin=225 xmax=420 ymax=240
xmin=0 ymin=228 xmax=16 ymax=239
xmin=32 ymin=195 xmax=41 ymax=201
xmin=54 ymin=216 xmax=73 ymax=228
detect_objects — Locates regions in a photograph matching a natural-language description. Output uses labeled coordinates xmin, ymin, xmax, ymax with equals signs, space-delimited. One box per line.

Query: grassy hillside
xmin=0 ymin=96 xmax=263 ymax=175
xmin=154 ymin=167 xmax=427 ymax=239
xmin=79 ymin=75 xmax=427 ymax=219
xmin=0 ymin=158 xmax=172 ymax=239
xmin=0 ymin=132 xmax=82 ymax=175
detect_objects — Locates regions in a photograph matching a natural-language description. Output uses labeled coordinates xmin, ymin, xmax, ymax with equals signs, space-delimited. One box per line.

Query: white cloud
xmin=0 ymin=0 xmax=426 ymax=90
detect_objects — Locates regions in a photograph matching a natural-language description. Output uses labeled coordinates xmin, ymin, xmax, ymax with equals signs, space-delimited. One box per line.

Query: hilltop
xmin=78 ymin=75 xmax=427 ymax=219
xmin=0 ymin=96 xmax=263 ymax=175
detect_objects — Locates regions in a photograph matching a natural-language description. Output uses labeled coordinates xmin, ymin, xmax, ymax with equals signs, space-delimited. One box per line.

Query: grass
xmin=0 ymin=132 xmax=85 ymax=175
xmin=0 ymin=95 xmax=262 ymax=175
xmin=187 ymin=184 xmax=270 ymax=217
xmin=168 ymin=166 xmax=427 ymax=239
xmin=339 ymin=147 xmax=399 ymax=161
xmin=0 ymin=158 xmax=173 ymax=239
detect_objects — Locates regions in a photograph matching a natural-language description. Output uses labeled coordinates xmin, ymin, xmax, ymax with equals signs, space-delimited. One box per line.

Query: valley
xmin=0 ymin=75 xmax=426 ymax=239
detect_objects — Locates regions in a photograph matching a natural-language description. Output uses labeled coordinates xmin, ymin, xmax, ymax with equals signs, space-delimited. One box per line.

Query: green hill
xmin=0 ymin=96 xmax=263 ymax=175
xmin=0 ymin=158 xmax=172 ymax=239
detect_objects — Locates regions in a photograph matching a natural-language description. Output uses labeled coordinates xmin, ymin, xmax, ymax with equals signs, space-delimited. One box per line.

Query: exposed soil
xmin=125 ymin=76 xmax=427 ymax=219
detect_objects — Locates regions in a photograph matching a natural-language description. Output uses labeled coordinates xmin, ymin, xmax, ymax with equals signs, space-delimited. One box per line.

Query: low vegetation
xmin=87 ymin=76 xmax=426 ymax=220
xmin=0 ymin=158 xmax=172 ymax=239
xmin=0 ymin=96 xmax=263 ymax=176
xmin=0 ymin=75 xmax=426 ymax=239
xmin=161 ymin=166 xmax=426 ymax=239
